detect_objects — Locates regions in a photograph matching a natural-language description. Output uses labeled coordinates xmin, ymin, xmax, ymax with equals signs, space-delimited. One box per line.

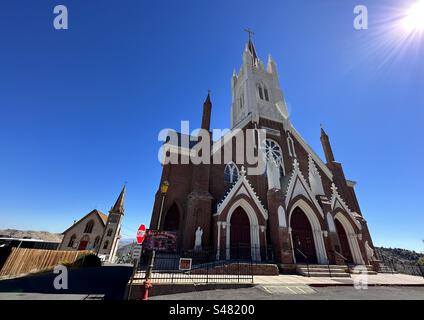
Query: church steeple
xmin=98 ymin=185 xmax=125 ymax=262
xmin=110 ymin=185 xmax=125 ymax=215
xmin=201 ymin=91 xmax=212 ymax=132
xmin=245 ymin=29 xmax=259 ymax=67
xmin=320 ymin=126 xmax=335 ymax=163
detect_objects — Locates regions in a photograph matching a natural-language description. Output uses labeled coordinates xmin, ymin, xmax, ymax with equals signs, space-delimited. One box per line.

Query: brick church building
xmin=149 ymin=36 xmax=376 ymax=268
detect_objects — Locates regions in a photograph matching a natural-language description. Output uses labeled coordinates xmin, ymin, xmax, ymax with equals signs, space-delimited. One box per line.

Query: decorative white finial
xmin=240 ymin=166 xmax=246 ymax=177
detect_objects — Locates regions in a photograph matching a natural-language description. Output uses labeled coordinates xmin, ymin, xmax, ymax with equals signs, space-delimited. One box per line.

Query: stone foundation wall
xmin=191 ymin=263 xmax=279 ymax=276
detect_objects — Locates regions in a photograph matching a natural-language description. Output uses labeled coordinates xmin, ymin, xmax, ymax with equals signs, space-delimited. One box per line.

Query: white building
xmin=59 ymin=186 xmax=125 ymax=263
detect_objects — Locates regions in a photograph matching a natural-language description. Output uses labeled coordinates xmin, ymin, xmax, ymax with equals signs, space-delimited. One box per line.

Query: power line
xmin=122 ymin=224 xmax=137 ymax=233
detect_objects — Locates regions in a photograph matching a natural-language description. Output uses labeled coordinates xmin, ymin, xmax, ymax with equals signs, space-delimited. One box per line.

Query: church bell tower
xmin=98 ymin=186 xmax=125 ymax=263
xmin=231 ymin=30 xmax=289 ymax=128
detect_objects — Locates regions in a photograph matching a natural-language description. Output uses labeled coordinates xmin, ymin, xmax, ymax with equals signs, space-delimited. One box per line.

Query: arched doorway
xmin=335 ymin=219 xmax=354 ymax=263
xmin=163 ymin=203 xmax=180 ymax=231
xmin=291 ymin=208 xmax=317 ymax=264
xmin=78 ymin=235 xmax=90 ymax=251
xmin=230 ymin=207 xmax=251 ymax=260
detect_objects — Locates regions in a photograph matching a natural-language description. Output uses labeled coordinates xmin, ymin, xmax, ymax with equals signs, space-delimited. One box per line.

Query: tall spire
xmin=110 ymin=185 xmax=125 ymax=214
xmin=320 ymin=126 xmax=335 ymax=163
xmin=201 ymin=90 xmax=212 ymax=131
xmin=244 ymin=28 xmax=259 ymax=66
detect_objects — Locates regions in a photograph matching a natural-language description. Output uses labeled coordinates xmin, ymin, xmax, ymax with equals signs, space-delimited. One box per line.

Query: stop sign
xmin=136 ymin=224 xmax=146 ymax=245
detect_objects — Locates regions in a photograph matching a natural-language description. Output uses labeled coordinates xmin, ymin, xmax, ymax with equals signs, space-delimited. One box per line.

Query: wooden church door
xmin=78 ymin=235 xmax=89 ymax=251
xmin=291 ymin=208 xmax=318 ymax=264
xmin=230 ymin=207 xmax=251 ymax=260
xmin=335 ymin=219 xmax=354 ymax=263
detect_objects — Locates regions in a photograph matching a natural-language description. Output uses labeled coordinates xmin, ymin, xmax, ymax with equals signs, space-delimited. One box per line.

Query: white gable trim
xmin=308 ymin=154 xmax=325 ymax=196
xmin=288 ymin=123 xmax=333 ymax=180
xmin=62 ymin=210 xmax=106 ymax=235
xmin=215 ymin=167 xmax=268 ymax=221
xmin=285 ymin=159 xmax=324 ymax=218
xmin=330 ymin=183 xmax=362 ymax=230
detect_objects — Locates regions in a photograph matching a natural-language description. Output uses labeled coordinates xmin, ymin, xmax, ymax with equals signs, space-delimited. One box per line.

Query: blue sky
xmin=0 ymin=0 xmax=423 ymax=251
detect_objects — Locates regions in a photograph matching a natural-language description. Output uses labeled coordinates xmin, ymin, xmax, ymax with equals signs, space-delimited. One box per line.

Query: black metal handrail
xmin=326 ymin=257 xmax=332 ymax=278
xmin=333 ymin=250 xmax=351 ymax=277
xmin=418 ymin=264 xmax=424 ymax=279
xmin=295 ymin=248 xmax=310 ymax=277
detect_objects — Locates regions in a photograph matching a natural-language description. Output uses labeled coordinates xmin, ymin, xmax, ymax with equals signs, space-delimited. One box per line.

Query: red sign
xmin=144 ymin=230 xmax=177 ymax=252
xmin=179 ymin=258 xmax=192 ymax=271
xmin=136 ymin=224 xmax=146 ymax=245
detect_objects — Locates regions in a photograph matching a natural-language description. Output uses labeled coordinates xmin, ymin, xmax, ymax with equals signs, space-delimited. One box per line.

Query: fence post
xmin=251 ymin=257 xmax=254 ymax=283
xmin=171 ymin=255 xmax=175 ymax=284
xmin=327 ymin=259 xmax=332 ymax=278
xmin=206 ymin=262 xmax=209 ymax=284
xmin=237 ymin=255 xmax=240 ymax=284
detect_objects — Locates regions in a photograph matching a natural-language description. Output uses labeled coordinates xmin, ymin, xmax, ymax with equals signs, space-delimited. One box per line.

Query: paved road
xmin=151 ymin=285 xmax=424 ymax=300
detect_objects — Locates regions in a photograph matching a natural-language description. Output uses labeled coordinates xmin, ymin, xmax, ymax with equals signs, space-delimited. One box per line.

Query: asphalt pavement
xmin=150 ymin=285 xmax=424 ymax=300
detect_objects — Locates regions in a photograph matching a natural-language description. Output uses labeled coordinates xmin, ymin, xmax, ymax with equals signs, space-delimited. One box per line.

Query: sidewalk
xmin=133 ymin=271 xmax=424 ymax=286
xmin=254 ymin=273 xmax=424 ymax=286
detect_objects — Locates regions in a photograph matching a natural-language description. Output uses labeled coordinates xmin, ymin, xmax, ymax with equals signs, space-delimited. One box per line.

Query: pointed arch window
xmin=103 ymin=241 xmax=109 ymax=250
xmin=258 ymin=85 xmax=264 ymax=100
xmin=287 ymin=132 xmax=296 ymax=157
xmin=84 ymin=220 xmax=94 ymax=234
xmin=107 ymin=228 xmax=113 ymax=237
xmin=258 ymin=84 xmax=269 ymax=101
xmin=264 ymin=87 xmax=269 ymax=101
xmin=93 ymin=236 xmax=101 ymax=249
xmin=262 ymin=138 xmax=285 ymax=176
xmin=68 ymin=234 xmax=76 ymax=248
xmin=163 ymin=203 xmax=180 ymax=231
xmin=224 ymin=162 xmax=239 ymax=184
xmin=239 ymin=91 xmax=244 ymax=110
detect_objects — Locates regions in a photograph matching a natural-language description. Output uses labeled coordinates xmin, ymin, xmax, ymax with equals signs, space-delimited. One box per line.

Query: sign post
xmin=127 ymin=224 xmax=146 ymax=300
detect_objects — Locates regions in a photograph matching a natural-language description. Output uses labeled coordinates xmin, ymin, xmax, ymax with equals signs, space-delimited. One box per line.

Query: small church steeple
xmin=110 ymin=185 xmax=125 ymax=215
xmin=201 ymin=91 xmax=212 ymax=132
xmin=98 ymin=185 xmax=126 ymax=263
xmin=244 ymin=28 xmax=259 ymax=67
xmin=320 ymin=126 xmax=335 ymax=163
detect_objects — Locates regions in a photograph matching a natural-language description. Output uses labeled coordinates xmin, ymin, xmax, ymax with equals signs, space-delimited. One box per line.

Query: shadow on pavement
xmin=0 ymin=265 xmax=133 ymax=300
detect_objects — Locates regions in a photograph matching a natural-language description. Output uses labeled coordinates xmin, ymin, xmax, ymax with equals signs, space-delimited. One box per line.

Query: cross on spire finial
xmin=244 ymin=28 xmax=254 ymax=41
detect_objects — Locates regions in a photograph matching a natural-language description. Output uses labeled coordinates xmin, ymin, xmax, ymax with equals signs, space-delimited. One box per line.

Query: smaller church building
xmin=59 ymin=186 xmax=125 ymax=263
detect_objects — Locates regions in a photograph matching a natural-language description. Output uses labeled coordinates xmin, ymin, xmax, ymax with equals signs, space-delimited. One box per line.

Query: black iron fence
xmin=134 ymin=244 xmax=274 ymax=284
xmin=375 ymin=249 xmax=424 ymax=277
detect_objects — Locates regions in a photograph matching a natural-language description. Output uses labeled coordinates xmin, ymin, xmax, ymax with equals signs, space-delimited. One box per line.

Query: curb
xmin=127 ymin=282 xmax=256 ymax=299
xmin=309 ymin=283 xmax=424 ymax=288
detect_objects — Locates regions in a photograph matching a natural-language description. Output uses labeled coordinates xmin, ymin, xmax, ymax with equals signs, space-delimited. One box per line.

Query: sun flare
xmin=403 ymin=0 xmax=424 ymax=31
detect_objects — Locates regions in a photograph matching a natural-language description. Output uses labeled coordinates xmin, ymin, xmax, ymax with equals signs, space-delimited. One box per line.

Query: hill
xmin=375 ymin=246 xmax=423 ymax=263
xmin=116 ymin=241 xmax=137 ymax=263
xmin=0 ymin=229 xmax=63 ymax=243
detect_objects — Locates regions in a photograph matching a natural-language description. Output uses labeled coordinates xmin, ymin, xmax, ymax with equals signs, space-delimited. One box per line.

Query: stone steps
xmin=348 ymin=265 xmax=378 ymax=275
xmin=378 ymin=265 xmax=396 ymax=273
xmin=296 ymin=264 xmax=350 ymax=277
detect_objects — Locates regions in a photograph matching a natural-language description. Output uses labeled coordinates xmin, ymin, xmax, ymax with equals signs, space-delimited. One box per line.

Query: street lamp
xmin=143 ymin=180 xmax=169 ymax=297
